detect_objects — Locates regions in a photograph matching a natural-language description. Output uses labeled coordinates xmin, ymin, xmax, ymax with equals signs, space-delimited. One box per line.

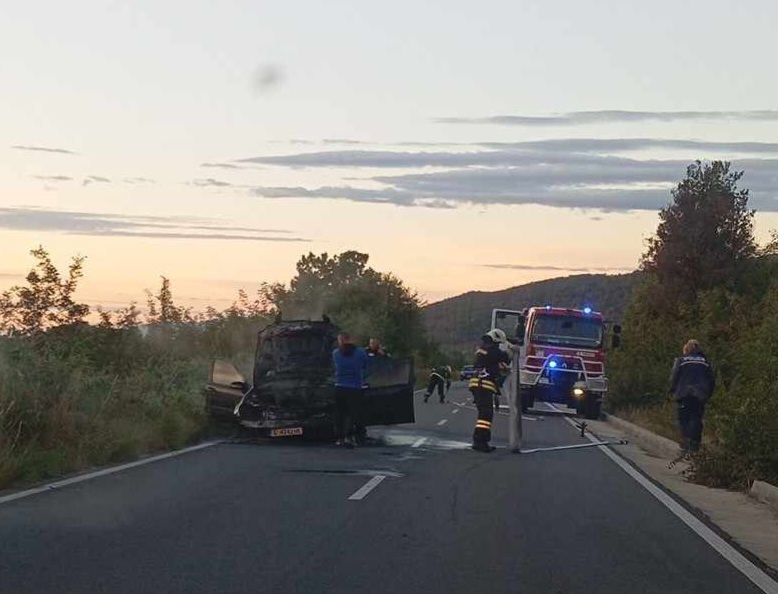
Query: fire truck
xmin=491 ymin=306 xmax=621 ymax=419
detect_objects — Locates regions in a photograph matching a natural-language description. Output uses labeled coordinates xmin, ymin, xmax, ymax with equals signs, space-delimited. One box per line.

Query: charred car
xmin=205 ymin=318 xmax=415 ymax=438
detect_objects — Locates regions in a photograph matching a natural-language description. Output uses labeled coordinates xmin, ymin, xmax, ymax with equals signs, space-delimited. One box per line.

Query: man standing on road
xmin=670 ymin=339 xmax=715 ymax=455
xmin=469 ymin=329 xmax=511 ymax=453
xmin=333 ymin=332 xmax=369 ymax=448
xmin=423 ymin=364 xmax=452 ymax=403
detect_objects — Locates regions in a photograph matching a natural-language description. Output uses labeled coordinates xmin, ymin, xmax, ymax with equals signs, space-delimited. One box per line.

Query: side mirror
xmin=612 ymin=324 xmax=622 ymax=335
xmin=611 ymin=335 xmax=621 ymax=349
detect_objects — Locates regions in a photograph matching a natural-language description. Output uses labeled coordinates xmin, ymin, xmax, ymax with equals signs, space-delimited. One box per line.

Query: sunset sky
xmin=3 ymin=0 xmax=778 ymax=310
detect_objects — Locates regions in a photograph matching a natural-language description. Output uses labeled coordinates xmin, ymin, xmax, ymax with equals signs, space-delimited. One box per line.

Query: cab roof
xmin=528 ymin=306 xmax=604 ymax=320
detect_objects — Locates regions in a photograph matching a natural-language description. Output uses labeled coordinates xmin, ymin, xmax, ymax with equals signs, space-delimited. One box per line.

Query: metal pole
xmin=509 ymin=347 xmax=522 ymax=453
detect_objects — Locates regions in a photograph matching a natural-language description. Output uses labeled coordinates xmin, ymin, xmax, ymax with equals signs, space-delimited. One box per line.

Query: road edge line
xmin=0 ymin=441 xmax=221 ymax=507
xmin=561 ymin=416 xmax=778 ymax=594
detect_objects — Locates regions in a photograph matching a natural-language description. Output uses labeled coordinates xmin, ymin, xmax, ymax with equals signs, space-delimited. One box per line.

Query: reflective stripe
xmin=476 ymin=421 xmax=492 ymax=428
xmin=468 ymin=378 xmax=498 ymax=393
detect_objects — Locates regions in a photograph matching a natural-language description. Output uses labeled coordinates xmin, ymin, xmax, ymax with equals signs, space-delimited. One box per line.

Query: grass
xmin=0 ymin=327 xmax=256 ymax=492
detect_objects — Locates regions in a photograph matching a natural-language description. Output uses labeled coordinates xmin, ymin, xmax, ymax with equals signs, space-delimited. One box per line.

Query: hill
xmin=422 ymin=272 xmax=641 ymax=353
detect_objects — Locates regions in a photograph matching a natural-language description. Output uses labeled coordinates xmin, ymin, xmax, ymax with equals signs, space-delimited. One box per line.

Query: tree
xmin=0 ymin=246 xmax=90 ymax=335
xmin=641 ymin=161 xmax=756 ymax=297
xmin=145 ymin=277 xmax=192 ymax=325
xmin=272 ymin=251 xmax=426 ymax=355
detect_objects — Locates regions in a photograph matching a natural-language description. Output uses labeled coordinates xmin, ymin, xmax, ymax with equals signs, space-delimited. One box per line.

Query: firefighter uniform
xmin=468 ymin=336 xmax=511 ymax=452
xmin=424 ymin=365 xmax=452 ymax=403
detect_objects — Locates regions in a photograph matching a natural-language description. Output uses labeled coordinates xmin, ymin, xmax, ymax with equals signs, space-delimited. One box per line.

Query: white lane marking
xmin=561 ymin=416 xmax=778 ymax=594
xmin=411 ymin=437 xmax=427 ymax=448
xmin=452 ymin=409 xmax=460 ymax=414
xmin=437 ymin=419 xmax=448 ymax=426
xmin=348 ymin=475 xmax=387 ymax=501
xmin=0 ymin=441 xmax=220 ymax=507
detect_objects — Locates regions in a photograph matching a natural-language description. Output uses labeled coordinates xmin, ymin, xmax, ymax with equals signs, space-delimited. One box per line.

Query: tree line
xmin=609 ymin=161 xmax=778 ymax=488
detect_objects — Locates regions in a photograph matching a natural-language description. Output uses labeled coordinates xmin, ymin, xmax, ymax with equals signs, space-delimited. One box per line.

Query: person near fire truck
xmin=424 ymin=364 xmax=452 ymax=403
xmin=468 ymin=329 xmax=511 ymax=452
xmin=669 ymin=339 xmax=715 ymax=455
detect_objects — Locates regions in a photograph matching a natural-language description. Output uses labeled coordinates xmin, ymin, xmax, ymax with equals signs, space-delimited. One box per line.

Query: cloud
xmin=123 ymin=177 xmax=156 ymax=184
xmin=241 ymin=143 xmax=778 ymax=212
xmin=33 ymin=175 xmax=73 ymax=182
xmin=193 ymin=178 xmax=233 ymax=187
xmin=436 ymin=110 xmax=778 ymax=127
xmin=0 ymin=207 xmax=309 ymax=242
xmin=484 ymin=264 xmax=635 ymax=273
xmin=12 ymin=145 xmax=76 ymax=155
xmin=82 ymin=175 xmax=111 ymax=186
xmin=480 ymin=138 xmax=778 ymax=155
xmin=201 ymin=162 xmax=243 ymax=170
xmin=322 ymin=139 xmax=370 ymax=146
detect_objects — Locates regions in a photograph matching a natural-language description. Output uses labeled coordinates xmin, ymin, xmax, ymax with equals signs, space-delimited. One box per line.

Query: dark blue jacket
xmin=670 ymin=351 xmax=715 ymax=401
xmin=333 ymin=344 xmax=368 ymax=389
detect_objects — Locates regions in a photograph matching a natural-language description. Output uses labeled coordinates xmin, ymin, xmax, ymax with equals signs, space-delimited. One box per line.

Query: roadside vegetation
xmin=608 ymin=161 xmax=778 ymax=488
xmin=0 ymin=249 xmax=437 ymax=490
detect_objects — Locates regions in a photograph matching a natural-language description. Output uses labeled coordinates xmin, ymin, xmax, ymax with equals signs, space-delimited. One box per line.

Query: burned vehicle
xmin=205 ymin=318 xmax=415 ymax=437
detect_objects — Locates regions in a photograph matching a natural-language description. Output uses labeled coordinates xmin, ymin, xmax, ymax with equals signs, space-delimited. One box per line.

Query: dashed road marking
xmin=452 ymin=409 xmax=460 ymax=414
xmin=411 ymin=437 xmax=427 ymax=448
xmin=348 ymin=475 xmax=387 ymax=501
xmin=437 ymin=419 xmax=448 ymax=426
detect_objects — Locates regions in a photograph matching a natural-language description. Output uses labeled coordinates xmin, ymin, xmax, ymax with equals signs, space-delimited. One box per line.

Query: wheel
xmin=520 ymin=387 xmax=535 ymax=413
xmin=584 ymin=397 xmax=602 ymax=420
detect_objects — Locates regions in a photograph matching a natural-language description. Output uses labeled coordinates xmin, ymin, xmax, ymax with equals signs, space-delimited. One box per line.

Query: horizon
xmin=3 ymin=1 xmax=777 ymax=308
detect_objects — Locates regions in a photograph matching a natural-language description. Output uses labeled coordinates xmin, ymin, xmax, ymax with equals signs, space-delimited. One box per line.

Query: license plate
xmin=270 ymin=427 xmax=303 ymax=437
xmin=538 ymin=378 xmax=550 ymax=385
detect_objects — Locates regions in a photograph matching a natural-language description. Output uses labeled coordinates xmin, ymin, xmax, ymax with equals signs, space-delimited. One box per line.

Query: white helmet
xmin=485 ymin=328 xmax=507 ymax=344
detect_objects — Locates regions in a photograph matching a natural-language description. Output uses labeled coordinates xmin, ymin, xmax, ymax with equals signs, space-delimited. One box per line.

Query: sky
xmin=2 ymin=0 xmax=778 ymax=309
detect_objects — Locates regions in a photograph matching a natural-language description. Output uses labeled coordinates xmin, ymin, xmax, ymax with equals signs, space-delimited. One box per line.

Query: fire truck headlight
xmin=573 ymin=387 xmax=585 ymax=397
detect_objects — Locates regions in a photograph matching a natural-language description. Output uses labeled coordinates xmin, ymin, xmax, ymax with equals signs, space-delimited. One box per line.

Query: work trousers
xmin=677 ymin=397 xmax=706 ymax=452
xmin=335 ymin=387 xmax=363 ymax=441
xmin=426 ymin=376 xmax=447 ymax=402
xmin=471 ymin=387 xmax=495 ymax=446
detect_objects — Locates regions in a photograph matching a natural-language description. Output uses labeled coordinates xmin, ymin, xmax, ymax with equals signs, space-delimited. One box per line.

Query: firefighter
xmin=669 ymin=339 xmax=715 ymax=455
xmin=469 ymin=329 xmax=512 ymax=452
xmin=424 ymin=364 xmax=452 ymax=403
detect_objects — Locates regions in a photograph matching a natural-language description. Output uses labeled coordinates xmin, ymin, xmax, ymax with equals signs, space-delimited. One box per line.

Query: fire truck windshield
xmin=531 ymin=314 xmax=603 ymax=348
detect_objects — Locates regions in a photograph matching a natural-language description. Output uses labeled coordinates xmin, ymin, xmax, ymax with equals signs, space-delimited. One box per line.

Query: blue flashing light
xmin=548 ymin=360 xmax=558 ymax=369
xmin=583 ymin=307 xmax=592 ymax=314
xmin=545 ymin=305 xmax=552 ymax=310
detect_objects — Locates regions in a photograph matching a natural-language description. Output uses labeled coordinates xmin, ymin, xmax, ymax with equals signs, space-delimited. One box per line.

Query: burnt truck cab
xmin=205 ymin=318 xmax=415 ymax=438
xmin=491 ymin=307 xmax=621 ymax=419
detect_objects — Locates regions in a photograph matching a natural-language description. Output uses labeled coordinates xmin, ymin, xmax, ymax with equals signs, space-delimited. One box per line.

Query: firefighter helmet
xmin=485 ymin=328 xmax=507 ymax=344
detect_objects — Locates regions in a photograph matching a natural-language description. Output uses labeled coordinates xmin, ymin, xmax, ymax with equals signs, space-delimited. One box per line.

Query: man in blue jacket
xmin=333 ymin=332 xmax=368 ymax=447
xmin=670 ymin=339 xmax=715 ymax=454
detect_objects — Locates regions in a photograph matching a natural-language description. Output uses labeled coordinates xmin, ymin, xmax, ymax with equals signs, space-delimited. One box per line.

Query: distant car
xmin=459 ymin=365 xmax=476 ymax=381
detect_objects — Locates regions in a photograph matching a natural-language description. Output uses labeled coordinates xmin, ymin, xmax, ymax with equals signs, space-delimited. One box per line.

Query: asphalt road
xmin=0 ymin=383 xmax=773 ymax=594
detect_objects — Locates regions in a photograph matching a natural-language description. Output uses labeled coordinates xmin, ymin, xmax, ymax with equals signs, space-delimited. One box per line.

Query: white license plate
xmin=270 ymin=427 xmax=303 ymax=437
xmin=538 ymin=378 xmax=550 ymax=385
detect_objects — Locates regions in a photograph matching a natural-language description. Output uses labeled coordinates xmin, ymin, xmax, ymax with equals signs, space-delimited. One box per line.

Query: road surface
xmin=1 ymin=384 xmax=775 ymax=594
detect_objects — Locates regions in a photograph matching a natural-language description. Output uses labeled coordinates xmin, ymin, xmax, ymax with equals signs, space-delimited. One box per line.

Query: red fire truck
xmin=491 ymin=306 xmax=621 ymax=419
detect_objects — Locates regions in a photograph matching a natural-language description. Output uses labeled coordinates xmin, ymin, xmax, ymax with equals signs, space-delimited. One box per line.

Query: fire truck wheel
xmin=584 ymin=398 xmax=602 ymax=420
xmin=521 ymin=388 xmax=535 ymax=413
